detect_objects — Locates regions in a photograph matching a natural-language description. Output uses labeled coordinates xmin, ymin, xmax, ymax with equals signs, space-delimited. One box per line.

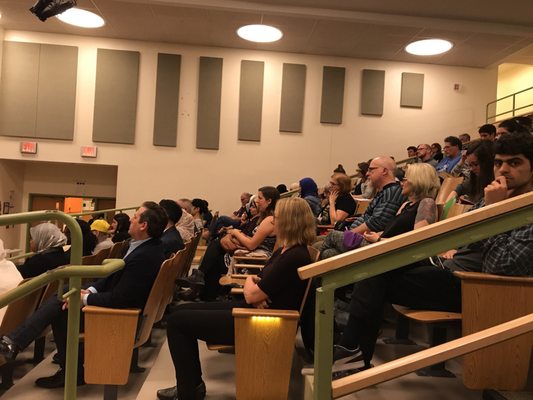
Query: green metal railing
xmin=298 ymin=192 xmax=533 ymax=399
xmin=70 ymin=206 xmax=137 ymax=219
xmin=0 ymin=210 xmax=125 ymax=400
xmin=486 ymin=86 xmax=533 ymax=123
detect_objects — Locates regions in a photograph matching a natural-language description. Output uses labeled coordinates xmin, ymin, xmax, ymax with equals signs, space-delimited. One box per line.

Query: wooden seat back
xmin=108 ymin=240 xmax=128 ymax=259
xmin=435 ymin=176 xmax=463 ymax=205
xmin=455 ymin=271 xmax=533 ymax=390
xmin=154 ymin=249 xmax=187 ymax=323
xmin=0 ymin=279 xmax=44 ymax=337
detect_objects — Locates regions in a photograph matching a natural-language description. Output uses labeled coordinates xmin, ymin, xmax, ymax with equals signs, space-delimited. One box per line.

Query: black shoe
xmin=176 ymin=270 xmax=205 ymax=288
xmin=35 ymin=368 xmax=85 ymax=389
xmin=156 ymin=381 xmax=206 ymax=400
xmin=332 ymin=363 xmax=373 ymax=380
xmin=333 ymin=344 xmax=362 ymax=364
xmin=0 ymin=336 xmax=20 ymax=361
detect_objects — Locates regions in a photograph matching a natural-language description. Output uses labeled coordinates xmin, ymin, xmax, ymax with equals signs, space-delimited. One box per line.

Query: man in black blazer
xmin=0 ymin=201 xmax=167 ymax=388
xmin=159 ymin=199 xmax=185 ymax=259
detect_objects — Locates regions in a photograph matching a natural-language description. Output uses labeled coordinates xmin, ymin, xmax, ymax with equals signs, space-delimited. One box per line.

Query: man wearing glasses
xmin=416 ymin=144 xmax=438 ymax=168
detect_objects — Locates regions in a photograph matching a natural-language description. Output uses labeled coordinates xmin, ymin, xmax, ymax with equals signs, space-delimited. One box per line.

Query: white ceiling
xmin=1 ymin=0 xmax=532 ymax=67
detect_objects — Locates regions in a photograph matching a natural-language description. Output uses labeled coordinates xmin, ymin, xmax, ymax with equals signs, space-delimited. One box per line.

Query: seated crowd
xmin=0 ymin=116 xmax=532 ymax=400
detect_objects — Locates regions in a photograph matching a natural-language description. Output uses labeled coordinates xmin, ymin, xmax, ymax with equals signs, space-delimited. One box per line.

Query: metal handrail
xmin=0 ymin=210 xmax=125 ymax=400
xmin=70 ymin=206 xmax=137 ymax=218
xmin=299 ymin=192 xmax=533 ymax=399
xmin=486 ymin=86 xmax=533 ymax=123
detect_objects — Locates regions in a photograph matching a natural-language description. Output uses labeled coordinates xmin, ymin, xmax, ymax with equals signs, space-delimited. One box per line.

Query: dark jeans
xmin=339 ymin=264 xmax=461 ymax=364
xmin=9 ymin=295 xmax=84 ymax=373
xmin=198 ymin=239 xmax=228 ymax=301
xmin=167 ymin=301 xmax=246 ymax=399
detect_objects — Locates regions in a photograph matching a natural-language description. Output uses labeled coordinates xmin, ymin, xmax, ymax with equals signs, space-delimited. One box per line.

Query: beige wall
xmin=0 ymin=159 xmax=24 ymax=249
xmin=495 ymin=63 xmax=533 ymax=120
xmin=0 ymin=30 xmax=498 ymax=234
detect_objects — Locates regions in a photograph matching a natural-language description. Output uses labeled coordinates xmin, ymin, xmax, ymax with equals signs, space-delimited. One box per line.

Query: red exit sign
xmin=20 ymin=141 xmax=38 ymax=154
xmin=81 ymin=146 xmax=97 ymax=158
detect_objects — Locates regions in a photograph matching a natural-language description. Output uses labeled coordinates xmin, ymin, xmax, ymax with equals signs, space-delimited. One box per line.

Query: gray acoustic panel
xmin=153 ymin=53 xmax=181 ymax=147
xmin=196 ymin=56 xmax=223 ymax=150
xmin=93 ymin=48 xmax=140 ymax=144
xmin=400 ymin=72 xmax=424 ymax=108
xmin=35 ymin=44 xmax=78 ymax=140
xmin=279 ymin=63 xmax=306 ymax=133
xmin=0 ymin=41 xmax=40 ymax=137
xmin=320 ymin=66 xmax=345 ymax=124
xmin=361 ymin=69 xmax=385 ymax=116
xmin=238 ymin=60 xmax=264 ymax=142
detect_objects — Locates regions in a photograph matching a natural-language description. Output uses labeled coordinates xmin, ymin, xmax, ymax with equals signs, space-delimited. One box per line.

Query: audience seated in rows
xmin=17 ymin=223 xmax=68 ymax=279
xmin=156 ymin=197 xmax=316 ymax=400
xmin=0 ymin=201 xmax=167 ymax=388
xmin=321 ymin=163 xmax=438 ymax=259
xmin=319 ymin=156 xmax=406 ymax=258
xmin=192 ymin=198 xmax=213 ymax=229
xmin=497 ymin=117 xmax=531 ymax=137
xmin=431 ymin=143 xmax=443 ymax=162
xmin=332 ymin=133 xmax=533 ymax=375
xmin=0 ymin=238 xmax=22 ymax=324
xmin=436 ymin=136 xmax=462 ymax=174
xmin=159 ymin=199 xmax=185 ymax=259
xmin=446 ymin=140 xmax=495 ymax=204
xmin=90 ymin=219 xmax=113 ymax=255
xmin=459 ymin=133 xmax=471 ymax=144
xmin=110 ymin=213 xmax=131 ymax=243
xmin=178 ymin=187 xmax=279 ymax=301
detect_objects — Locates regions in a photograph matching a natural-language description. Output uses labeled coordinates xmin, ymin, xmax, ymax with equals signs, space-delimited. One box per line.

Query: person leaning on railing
xmin=332 ymin=133 xmax=533 ymax=373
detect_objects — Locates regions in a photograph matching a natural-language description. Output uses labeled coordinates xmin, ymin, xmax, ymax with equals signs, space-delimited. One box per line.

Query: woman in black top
xmin=157 ymin=197 xmax=317 ymax=400
xmin=110 ymin=213 xmax=131 ymax=243
xmin=328 ymin=173 xmax=357 ymax=227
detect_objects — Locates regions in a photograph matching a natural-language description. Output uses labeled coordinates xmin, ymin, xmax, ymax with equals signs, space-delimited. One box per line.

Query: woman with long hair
xmin=110 ymin=213 xmax=131 ymax=243
xmin=179 ymin=186 xmax=280 ymax=301
xmin=327 ymin=173 xmax=357 ymax=228
xmin=447 ymin=140 xmax=495 ymax=204
xmin=157 ymin=197 xmax=316 ymax=400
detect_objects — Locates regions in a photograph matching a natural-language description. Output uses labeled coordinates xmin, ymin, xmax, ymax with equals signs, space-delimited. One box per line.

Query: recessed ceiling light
xmin=405 ymin=39 xmax=453 ymax=56
xmin=237 ymin=24 xmax=283 ymax=43
xmin=56 ymin=8 xmax=105 ymax=28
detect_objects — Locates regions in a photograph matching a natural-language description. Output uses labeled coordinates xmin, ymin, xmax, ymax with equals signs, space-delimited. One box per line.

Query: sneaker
xmin=176 ymin=270 xmax=205 ymax=288
xmin=0 ymin=336 xmax=20 ymax=361
xmin=35 ymin=368 xmax=85 ymax=388
xmin=156 ymin=381 xmax=206 ymax=400
xmin=333 ymin=344 xmax=362 ymax=364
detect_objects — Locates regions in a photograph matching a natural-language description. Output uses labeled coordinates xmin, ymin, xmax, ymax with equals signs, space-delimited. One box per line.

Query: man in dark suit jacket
xmin=159 ymin=199 xmax=185 ymax=259
xmin=0 ymin=201 xmax=167 ymax=388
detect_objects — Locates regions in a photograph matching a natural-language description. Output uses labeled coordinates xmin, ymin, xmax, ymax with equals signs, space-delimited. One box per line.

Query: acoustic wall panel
xmin=320 ymin=66 xmax=345 ymax=124
xmin=93 ymin=49 xmax=140 ymax=144
xmin=196 ymin=56 xmax=223 ymax=150
xmin=0 ymin=42 xmax=40 ymax=137
xmin=279 ymin=63 xmax=306 ymax=133
xmin=238 ymin=60 xmax=264 ymax=141
xmin=36 ymin=44 xmax=78 ymax=140
xmin=361 ymin=69 xmax=385 ymax=116
xmin=400 ymin=72 xmax=424 ymax=108
xmin=153 ymin=53 xmax=181 ymax=147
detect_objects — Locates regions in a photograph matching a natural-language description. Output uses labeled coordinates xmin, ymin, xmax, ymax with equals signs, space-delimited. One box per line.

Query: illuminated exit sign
xmin=20 ymin=141 xmax=38 ymax=154
xmin=81 ymin=146 xmax=98 ymax=158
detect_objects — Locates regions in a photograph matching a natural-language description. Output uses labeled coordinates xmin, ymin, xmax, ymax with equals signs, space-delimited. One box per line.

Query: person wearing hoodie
xmin=299 ymin=177 xmax=321 ymax=217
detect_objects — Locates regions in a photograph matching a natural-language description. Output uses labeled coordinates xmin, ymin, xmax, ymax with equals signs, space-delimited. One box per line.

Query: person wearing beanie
xmin=90 ymin=219 xmax=113 ymax=255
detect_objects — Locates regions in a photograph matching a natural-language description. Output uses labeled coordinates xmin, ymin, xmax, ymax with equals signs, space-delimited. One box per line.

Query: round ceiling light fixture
xmin=405 ymin=39 xmax=453 ymax=56
xmin=237 ymin=24 xmax=283 ymax=43
xmin=56 ymin=8 xmax=105 ymax=28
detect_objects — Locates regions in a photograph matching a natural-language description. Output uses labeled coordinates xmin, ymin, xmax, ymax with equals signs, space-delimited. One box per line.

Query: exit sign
xmin=81 ymin=146 xmax=97 ymax=158
xmin=20 ymin=141 xmax=38 ymax=154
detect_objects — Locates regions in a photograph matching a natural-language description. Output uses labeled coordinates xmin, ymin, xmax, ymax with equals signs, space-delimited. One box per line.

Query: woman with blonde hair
xmin=157 ymin=197 xmax=316 ymax=400
xmin=321 ymin=163 xmax=439 ymax=259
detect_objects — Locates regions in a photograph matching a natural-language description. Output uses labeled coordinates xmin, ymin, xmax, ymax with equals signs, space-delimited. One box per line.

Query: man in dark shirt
xmin=0 ymin=201 xmax=167 ymax=388
xmin=159 ymin=199 xmax=185 ymax=258
xmin=333 ymin=133 xmax=533 ymax=371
